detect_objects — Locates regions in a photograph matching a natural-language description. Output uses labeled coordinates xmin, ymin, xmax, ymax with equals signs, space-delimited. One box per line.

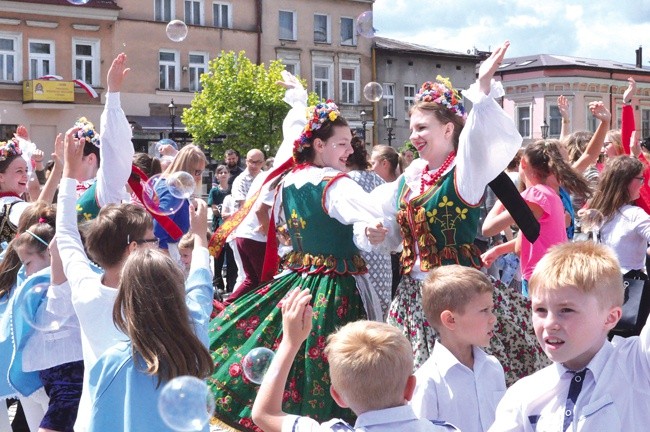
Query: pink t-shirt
xmin=520 ymin=184 xmax=567 ymax=280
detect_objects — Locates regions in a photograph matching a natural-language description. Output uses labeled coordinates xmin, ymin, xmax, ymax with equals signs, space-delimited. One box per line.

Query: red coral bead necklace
xmin=420 ymin=151 xmax=456 ymax=195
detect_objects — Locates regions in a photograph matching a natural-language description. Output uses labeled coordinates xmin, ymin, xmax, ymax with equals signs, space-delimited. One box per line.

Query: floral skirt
xmin=208 ymin=271 xmax=365 ymax=432
xmin=387 ymin=274 xmax=549 ymax=386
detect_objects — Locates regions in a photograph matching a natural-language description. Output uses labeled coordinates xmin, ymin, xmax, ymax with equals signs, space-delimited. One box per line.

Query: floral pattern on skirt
xmin=208 ymin=271 xmax=365 ymax=432
xmin=387 ymin=275 xmax=549 ymax=386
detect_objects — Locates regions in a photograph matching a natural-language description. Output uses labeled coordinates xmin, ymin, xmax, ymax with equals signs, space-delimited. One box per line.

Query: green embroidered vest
xmin=282 ymin=175 xmax=367 ymax=275
xmin=76 ymin=182 xmax=101 ymax=222
xmin=397 ymin=167 xmax=482 ymax=274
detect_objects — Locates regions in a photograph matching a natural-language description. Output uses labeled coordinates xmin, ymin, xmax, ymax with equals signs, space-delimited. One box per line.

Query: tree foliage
xmin=182 ymin=51 xmax=316 ymax=159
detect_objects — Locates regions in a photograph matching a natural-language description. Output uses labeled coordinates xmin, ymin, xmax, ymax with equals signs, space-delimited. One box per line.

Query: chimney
xmin=636 ymin=46 xmax=643 ymax=68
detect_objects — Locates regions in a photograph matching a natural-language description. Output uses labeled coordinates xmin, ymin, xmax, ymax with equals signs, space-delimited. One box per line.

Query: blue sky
xmin=373 ymin=0 xmax=650 ymax=64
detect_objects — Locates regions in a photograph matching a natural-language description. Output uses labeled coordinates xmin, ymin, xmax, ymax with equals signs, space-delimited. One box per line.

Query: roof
xmin=16 ymin=0 xmax=121 ymax=10
xmin=498 ymin=54 xmax=649 ymax=73
xmin=128 ymin=115 xmax=186 ymax=132
xmin=374 ymin=36 xmax=481 ymax=60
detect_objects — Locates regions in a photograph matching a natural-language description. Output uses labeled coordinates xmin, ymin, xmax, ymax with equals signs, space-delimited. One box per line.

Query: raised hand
xmin=190 ymin=199 xmax=209 ymax=247
xmin=281 ymin=288 xmax=313 ymax=347
xmin=623 ymin=77 xmax=636 ymax=104
xmin=15 ymin=125 xmax=29 ymax=141
xmin=589 ymin=101 xmax=611 ymax=122
xmin=62 ymin=127 xmax=83 ymax=179
xmin=107 ymin=53 xmax=130 ymax=93
xmin=276 ymin=70 xmax=303 ymax=91
xmin=479 ymin=40 xmax=510 ymax=95
xmin=557 ymin=95 xmax=570 ymax=119
xmin=52 ymin=133 xmax=64 ymax=167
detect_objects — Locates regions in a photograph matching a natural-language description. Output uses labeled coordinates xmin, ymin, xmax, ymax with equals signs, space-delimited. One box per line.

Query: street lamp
xmin=168 ymin=99 xmax=177 ymax=139
xmin=360 ymin=110 xmax=368 ymax=140
xmin=541 ymin=119 xmax=549 ymax=139
xmin=383 ymin=114 xmax=396 ymax=146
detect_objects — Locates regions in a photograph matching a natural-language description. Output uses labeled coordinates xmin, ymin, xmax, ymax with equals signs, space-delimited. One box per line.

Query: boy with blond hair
xmin=490 ymin=241 xmax=650 ymax=431
xmin=412 ymin=265 xmax=506 ymax=431
xmin=252 ymin=288 xmax=458 ymax=431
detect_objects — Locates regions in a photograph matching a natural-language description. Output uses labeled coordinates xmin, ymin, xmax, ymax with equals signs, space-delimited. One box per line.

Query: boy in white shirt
xmin=251 ymin=288 xmax=458 ymax=432
xmin=412 ymin=265 xmax=506 ymax=431
xmin=490 ymin=241 xmax=649 ymax=431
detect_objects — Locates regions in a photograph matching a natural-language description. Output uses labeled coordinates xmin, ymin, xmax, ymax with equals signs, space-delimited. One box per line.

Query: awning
xmin=127 ymin=115 xmax=186 ymax=132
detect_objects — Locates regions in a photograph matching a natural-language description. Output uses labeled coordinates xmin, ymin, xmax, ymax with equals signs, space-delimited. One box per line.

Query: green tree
xmin=183 ymin=51 xmax=316 ymax=158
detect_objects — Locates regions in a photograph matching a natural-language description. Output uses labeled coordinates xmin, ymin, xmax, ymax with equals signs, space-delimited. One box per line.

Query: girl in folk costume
xmin=0 ymin=138 xmax=32 ymax=244
xmin=377 ymin=41 xmax=546 ymax=384
xmin=208 ymin=100 xmax=395 ymax=430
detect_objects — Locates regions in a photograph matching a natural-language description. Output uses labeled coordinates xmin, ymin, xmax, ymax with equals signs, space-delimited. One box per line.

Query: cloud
xmin=373 ymin=0 xmax=649 ymax=64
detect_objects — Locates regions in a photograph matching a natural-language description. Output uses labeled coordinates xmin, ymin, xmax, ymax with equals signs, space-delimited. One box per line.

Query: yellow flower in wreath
xmin=455 ymin=207 xmax=468 ymax=219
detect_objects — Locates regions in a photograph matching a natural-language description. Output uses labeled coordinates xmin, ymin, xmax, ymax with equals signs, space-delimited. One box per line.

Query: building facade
xmin=497 ymin=53 xmax=650 ymax=145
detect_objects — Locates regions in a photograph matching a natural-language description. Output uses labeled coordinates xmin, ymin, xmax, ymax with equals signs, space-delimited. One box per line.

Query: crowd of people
xmin=0 ymin=40 xmax=649 ymax=432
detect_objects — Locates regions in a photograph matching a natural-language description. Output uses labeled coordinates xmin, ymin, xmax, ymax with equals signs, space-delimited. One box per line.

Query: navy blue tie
xmin=563 ymin=369 xmax=587 ymax=431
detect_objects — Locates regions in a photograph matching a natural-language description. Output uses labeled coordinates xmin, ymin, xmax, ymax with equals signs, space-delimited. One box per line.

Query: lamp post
xmin=383 ymin=114 xmax=396 ymax=146
xmin=360 ymin=110 xmax=368 ymax=141
xmin=168 ymin=99 xmax=177 ymax=139
xmin=541 ymin=119 xmax=549 ymax=139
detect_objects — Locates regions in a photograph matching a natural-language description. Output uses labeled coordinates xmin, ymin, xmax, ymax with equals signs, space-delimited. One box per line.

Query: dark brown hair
xmin=589 ymin=155 xmax=644 ymax=220
xmin=346 ymin=136 xmax=370 ymax=170
xmin=294 ymin=116 xmax=350 ymax=164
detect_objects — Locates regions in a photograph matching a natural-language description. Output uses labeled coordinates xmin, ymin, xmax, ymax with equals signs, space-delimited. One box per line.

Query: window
xmin=340 ymin=17 xmax=355 ymax=46
xmin=277 ymin=50 xmax=300 ymax=77
xmin=404 ymin=85 xmax=416 ymax=120
xmin=73 ymin=39 xmax=100 ymax=86
xmin=185 ymin=0 xmax=202 ymax=25
xmin=586 ymin=102 xmax=598 ymax=132
xmin=517 ymin=105 xmax=531 ymax=138
xmin=279 ymin=10 xmax=296 ymax=40
xmin=313 ymin=63 xmax=332 ymax=100
xmin=155 ymin=0 xmax=173 ymax=22
xmin=642 ymin=109 xmax=650 ymax=140
xmin=339 ymin=64 xmax=359 ymax=104
xmin=382 ymin=83 xmax=395 ymax=117
xmin=159 ymin=50 xmax=179 ymax=90
xmin=213 ymin=2 xmax=231 ymax=28
xmin=0 ymin=34 xmax=20 ymax=82
xmin=189 ymin=53 xmax=207 ymax=92
xmin=548 ymin=105 xmax=562 ymax=137
xmin=313 ymin=14 xmax=330 ymax=43
xmin=29 ymin=40 xmax=54 ymax=79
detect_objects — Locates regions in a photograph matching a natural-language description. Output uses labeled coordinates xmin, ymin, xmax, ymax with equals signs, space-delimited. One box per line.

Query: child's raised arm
xmin=252 ymin=288 xmax=312 ymax=432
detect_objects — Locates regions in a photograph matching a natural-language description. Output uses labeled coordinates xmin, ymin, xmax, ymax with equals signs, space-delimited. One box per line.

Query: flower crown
xmin=0 ymin=137 xmax=22 ymax=162
xmin=74 ymin=117 xmax=100 ymax=148
xmin=293 ymin=100 xmax=341 ymax=157
xmin=416 ymin=75 xmax=466 ymax=119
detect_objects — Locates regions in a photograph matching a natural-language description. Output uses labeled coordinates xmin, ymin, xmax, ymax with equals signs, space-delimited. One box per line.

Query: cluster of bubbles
xmin=158 ymin=376 xmax=214 ymax=431
xmin=141 ymin=172 xmax=196 ymax=217
xmin=242 ymin=347 xmax=275 ymax=385
xmin=355 ymin=11 xmax=384 ymax=103
xmin=19 ymin=284 xmax=70 ymax=332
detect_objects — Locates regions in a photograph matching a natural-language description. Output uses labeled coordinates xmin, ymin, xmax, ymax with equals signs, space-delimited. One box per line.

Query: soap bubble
xmin=20 ymin=283 xmax=70 ymax=332
xmin=141 ymin=174 xmax=185 ymax=216
xmin=166 ymin=20 xmax=188 ymax=42
xmin=167 ymin=172 xmax=196 ymax=200
xmin=242 ymin=347 xmax=275 ymax=385
xmin=363 ymin=82 xmax=384 ymax=102
xmin=67 ymin=0 xmax=91 ymax=5
xmin=356 ymin=11 xmax=375 ymax=39
xmin=578 ymin=208 xmax=605 ymax=243
xmin=155 ymin=138 xmax=178 ymax=158
xmin=158 ymin=376 xmax=214 ymax=431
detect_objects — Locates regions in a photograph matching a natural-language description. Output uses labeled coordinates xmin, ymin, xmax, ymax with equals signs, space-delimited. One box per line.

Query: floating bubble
xmin=356 ymin=11 xmax=375 ymax=39
xmin=155 ymin=138 xmax=178 ymax=158
xmin=20 ymin=283 xmax=70 ymax=332
xmin=67 ymin=0 xmax=91 ymax=5
xmin=363 ymin=82 xmax=384 ymax=102
xmin=578 ymin=208 xmax=605 ymax=243
xmin=167 ymin=171 xmax=196 ymax=200
xmin=166 ymin=20 xmax=188 ymax=42
xmin=141 ymin=174 xmax=185 ymax=217
xmin=158 ymin=376 xmax=214 ymax=431
xmin=242 ymin=347 xmax=275 ymax=385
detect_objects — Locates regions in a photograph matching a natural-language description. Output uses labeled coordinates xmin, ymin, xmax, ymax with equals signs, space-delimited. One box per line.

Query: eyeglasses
xmin=635 ymin=176 xmax=645 ymax=182
xmin=247 ymin=159 xmax=264 ymax=165
xmin=128 ymin=236 xmax=160 ymax=247
xmin=193 ymin=169 xmax=205 ymax=176
xmin=603 ymin=141 xmax=612 ymax=146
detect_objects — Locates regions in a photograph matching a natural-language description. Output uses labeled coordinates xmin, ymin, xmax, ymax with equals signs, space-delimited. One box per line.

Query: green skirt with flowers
xmin=208 ymin=271 xmax=365 ymax=432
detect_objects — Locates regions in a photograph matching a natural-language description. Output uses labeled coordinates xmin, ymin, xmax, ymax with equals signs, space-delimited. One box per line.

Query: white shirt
xmin=600 ymin=204 xmax=650 ymax=273
xmin=283 ymin=405 xmax=458 ymax=431
xmin=235 ymin=171 xmax=274 ymax=242
xmin=489 ymin=318 xmax=650 ymax=432
xmin=412 ymin=342 xmax=506 ymax=432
